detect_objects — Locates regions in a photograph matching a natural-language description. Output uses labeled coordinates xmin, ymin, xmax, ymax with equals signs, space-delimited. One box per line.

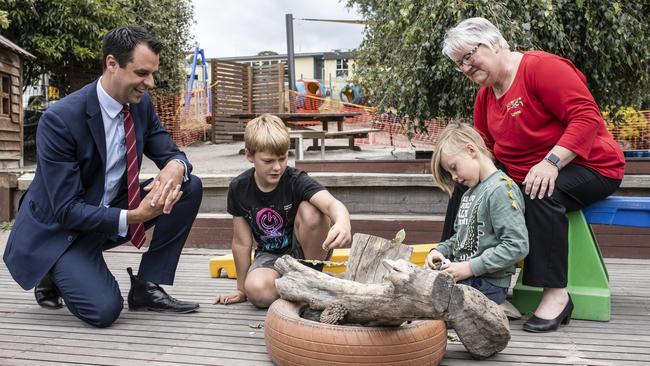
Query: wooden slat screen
xmin=211 ymin=60 xmax=286 ymax=142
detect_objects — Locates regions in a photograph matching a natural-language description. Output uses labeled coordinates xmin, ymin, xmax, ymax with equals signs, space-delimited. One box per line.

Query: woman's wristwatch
xmin=544 ymin=152 xmax=562 ymax=170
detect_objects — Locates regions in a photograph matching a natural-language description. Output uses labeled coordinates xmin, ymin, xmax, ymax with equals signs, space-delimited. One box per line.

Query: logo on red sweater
xmin=506 ymin=97 xmax=524 ymax=117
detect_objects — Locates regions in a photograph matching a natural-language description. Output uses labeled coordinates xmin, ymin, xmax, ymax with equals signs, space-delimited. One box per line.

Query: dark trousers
xmin=457 ymin=278 xmax=508 ymax=304
xmin=49 ymin=176 xmax=202 ymax=327
xmin=442 ymin=164 xmax=620 ymax=289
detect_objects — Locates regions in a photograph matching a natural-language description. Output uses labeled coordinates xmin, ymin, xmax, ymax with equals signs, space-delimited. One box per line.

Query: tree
xmin=0 ymin=0 xmax=194 ymax=93
xmin=346 ymin=0 xmax=650 ymax=131
xmin=126 ymin=0 xmax=194 ymax=91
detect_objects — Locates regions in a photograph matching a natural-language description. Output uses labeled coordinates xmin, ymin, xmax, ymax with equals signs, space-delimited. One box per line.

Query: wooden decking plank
xmin=1 ymin=360 xmax=92 ymax=366
xmin=0 ymin=334 xmax=266 ymax=355
xmin=0 ymin=329 xmax=266 ymax=351
xmin=0 ymin=342 xmax=271 ymax=364
xmin=2 ymin=234 xmax=650 ymax=365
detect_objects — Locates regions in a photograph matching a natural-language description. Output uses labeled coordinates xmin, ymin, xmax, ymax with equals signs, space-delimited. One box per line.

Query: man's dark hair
xmin=102 ymin=25 xmax=163 ymax=70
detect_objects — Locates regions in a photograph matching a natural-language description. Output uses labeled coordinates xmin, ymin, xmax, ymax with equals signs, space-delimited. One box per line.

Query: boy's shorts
xmin=249 ymin=235 xmax=333 ymax=272
xmin=457 ymin=277 xmax=508 ymax=305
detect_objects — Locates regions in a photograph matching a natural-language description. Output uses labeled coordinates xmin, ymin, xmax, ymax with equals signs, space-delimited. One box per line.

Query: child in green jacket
xmin=426 ymin=123 xmax=529 ymax=304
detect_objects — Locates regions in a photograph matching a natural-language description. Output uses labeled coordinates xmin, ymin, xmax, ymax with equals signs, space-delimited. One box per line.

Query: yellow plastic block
xmin=323 ymin=248 xmax=351 ymax=274
xmin=209 ymin=253 xmax=238 ymax=278
xmin=409 ymin=243 xmax=438 ymax=267
xmin=209 ymin=243 xmax=438 ymax=279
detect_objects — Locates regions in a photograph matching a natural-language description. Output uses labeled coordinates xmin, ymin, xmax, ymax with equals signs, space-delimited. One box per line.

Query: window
xmin=1 ymin=73 xmax=10 ymax=116
xmin=336 ymin=58 xmax=349 ymax=78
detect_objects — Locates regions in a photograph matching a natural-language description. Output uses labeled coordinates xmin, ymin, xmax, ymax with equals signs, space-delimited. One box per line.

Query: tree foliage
xmin=347 ymin=0 xmax=650 ymax=130
xmin=127 ymin=0 xmax=194 ymax=92
xmin=0 ymin=0 xmax=194 ymax=93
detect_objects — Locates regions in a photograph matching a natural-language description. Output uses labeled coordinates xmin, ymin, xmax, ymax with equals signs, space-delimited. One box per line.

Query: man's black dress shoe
xmin=126 ymin=267 xmax=199 ymax=313
xmin=34 ymin=272 xmax=63 ymax=309
xmin=523 ymin=295 xmax=573 ymax=333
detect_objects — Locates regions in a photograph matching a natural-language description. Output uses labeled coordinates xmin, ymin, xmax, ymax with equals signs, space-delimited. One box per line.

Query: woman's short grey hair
xmin=442 ymin=17 xmax=510 ymax=59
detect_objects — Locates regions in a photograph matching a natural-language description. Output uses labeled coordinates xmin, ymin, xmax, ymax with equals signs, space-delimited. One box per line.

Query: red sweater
xmin=473 ymin=51 xmax=624 ymax=184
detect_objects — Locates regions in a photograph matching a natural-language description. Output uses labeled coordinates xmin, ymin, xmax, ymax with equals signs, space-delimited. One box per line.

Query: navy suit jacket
xmin=3 ymin=80 xmax=192 ymax=290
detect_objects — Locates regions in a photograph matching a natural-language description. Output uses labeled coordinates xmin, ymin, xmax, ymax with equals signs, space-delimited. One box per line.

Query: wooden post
xmin=247 ymin=65 xmax=252 ymax=113
xmin=0 ymin=172 xmax=17 ymax=221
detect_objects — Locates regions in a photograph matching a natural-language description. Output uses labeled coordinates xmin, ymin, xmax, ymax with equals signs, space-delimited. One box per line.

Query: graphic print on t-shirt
xmin=254 ymin=207 xmax=289 ymax=251
xmin=455 ymin=191 xmax=485 ymax=262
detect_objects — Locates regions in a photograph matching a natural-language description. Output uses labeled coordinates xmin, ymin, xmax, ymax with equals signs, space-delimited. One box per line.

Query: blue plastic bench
xmin=512 ymin=196 xmax=650 ymax=321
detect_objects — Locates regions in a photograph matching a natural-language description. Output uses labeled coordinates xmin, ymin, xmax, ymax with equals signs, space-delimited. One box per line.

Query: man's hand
xmin=322 ymin=222 xmax=352 ymax=250
xmin=441 ymin=261 xmax=473 ymax=281
xmin=425 ymin=249 xmax=447 ymax=269
xmin=213 ymin=290 xmax=247 ymax=305
xmin=144 ymin=160 xmax=185 ymax=213
xmin=523 ymin=160 xmax=559 ymax=199
xmin=128 ymin=185 xmax=181 ymax=224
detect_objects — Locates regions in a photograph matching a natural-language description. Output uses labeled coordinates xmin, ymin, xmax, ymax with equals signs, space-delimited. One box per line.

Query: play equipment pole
xmin=285 ymin=13 xmax=296 ymax=112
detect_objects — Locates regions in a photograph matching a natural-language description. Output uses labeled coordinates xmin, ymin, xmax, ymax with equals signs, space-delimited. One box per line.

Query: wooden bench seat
xmin=216 ymin=130 xmax=245 ymax=141
xmin=322 ymin=128 xmax=382 ymax=150
xmin=324 ymin=128 xmax=382 ymax=138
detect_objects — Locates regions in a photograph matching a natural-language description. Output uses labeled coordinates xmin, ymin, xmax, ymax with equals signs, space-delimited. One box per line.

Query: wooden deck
xmin=1 ymin=233 xmax=650 ymax=365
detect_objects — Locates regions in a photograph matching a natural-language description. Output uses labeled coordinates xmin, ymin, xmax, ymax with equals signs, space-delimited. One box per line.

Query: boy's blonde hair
xmin=244 ymin=114 xmax=290 ymax=155
xmin=431 ymin=122 xmax=493 ymax=194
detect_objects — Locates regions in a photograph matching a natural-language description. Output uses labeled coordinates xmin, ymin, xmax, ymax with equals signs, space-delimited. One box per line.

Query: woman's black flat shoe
xmin=523 ymin=296 xmax=573 ymax=333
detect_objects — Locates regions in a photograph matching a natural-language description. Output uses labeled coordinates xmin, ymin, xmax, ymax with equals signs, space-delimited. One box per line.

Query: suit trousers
xmin=441 ymin=164 xmax=620 ymax=289
xmin=49 ymin=175 xmax=203 ymax=327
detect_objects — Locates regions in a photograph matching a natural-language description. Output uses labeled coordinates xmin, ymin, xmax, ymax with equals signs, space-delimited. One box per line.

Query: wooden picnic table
xmin=225 ymin=112 xmax=378 ymax=155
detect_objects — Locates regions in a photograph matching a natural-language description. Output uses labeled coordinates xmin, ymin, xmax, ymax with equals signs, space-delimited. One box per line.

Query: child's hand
xmin=213 ymin=290 xmax=246 ymax=305
xmin=425 ymin=249 xmax=447 ymax=269
xmin=322 ymin=223 xmax=352 ymax=250
xmin=442 ymin=261 xmax=473 ymax=281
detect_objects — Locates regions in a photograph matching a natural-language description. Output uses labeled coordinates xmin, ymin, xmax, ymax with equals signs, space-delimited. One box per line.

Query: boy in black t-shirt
xmin=214 ymin=114 xmax=352 ymax=308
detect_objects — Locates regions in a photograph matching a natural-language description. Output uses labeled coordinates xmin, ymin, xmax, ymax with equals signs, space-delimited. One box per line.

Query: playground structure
xmin=184 ymin=47 xmax=212 ymax=122
xmin=339 ymin=82 xmax=363 ymax=104
xmin=295 ymin=79 xmax=324 ymax=111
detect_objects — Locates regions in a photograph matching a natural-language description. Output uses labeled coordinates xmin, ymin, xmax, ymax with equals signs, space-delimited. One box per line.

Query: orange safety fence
xmin=151 ymin=85 xmax=649 ymax=152
xmin=288 ymin=91 xmax=650 ymax=152
xmin=150 ymin=88 xmax=211 ymax=147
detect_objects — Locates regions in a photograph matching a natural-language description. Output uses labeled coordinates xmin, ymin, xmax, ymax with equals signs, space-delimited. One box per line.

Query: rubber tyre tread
xmin=265 ymin=299 xmax=447 ymax=365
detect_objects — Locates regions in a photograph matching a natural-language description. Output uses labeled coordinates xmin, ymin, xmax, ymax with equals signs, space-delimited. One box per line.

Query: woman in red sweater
xmin=441 ymin=17 xmax=624 ymax=332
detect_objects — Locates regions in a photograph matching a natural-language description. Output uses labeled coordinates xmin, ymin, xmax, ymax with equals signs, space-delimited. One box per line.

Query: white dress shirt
xmin=96 ymin=79 xmax=188 ymax=238
xmin=96 ymin=78 xmax=130 ymax=237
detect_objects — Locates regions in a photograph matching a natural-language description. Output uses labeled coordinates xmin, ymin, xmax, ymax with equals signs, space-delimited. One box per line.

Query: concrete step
xmin=13 ymin=173 xmax=650 ymax=217
xmin=182 ymin=212 xmax=445 ymax=249
xmin=7 ymin=173 xmax=650 ymax=258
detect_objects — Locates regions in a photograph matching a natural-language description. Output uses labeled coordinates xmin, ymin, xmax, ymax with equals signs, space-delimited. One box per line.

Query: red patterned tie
xmin=122 ymin=105 xmax=146 ymax=248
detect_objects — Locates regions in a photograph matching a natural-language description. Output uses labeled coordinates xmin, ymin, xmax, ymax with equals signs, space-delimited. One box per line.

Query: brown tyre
xmin=265 ymin=299 xmax=447 ymax=366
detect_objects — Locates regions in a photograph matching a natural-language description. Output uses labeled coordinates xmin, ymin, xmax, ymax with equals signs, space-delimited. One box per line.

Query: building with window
xmin=0 ymin=35 xmax=34 ymax=169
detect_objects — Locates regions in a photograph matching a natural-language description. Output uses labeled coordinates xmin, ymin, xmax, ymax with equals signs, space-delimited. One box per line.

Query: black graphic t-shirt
xmin=227 ymin=166 xmax=325 ymax=253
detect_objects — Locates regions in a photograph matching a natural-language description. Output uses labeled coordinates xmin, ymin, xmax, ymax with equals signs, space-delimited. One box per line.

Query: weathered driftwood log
xmin=275 ymin=256 xmax=509 ymax=359
xmin=274 ymin=233 xmax=510 ymax=359
xmin=343 ymin=233 xmax=413 ymax=284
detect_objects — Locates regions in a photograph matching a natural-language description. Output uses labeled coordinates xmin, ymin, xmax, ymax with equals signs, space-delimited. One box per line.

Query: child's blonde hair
xmin=431 ymin=122 xmax=493 ymax=194
xmin=244 ymin=114 xmax=290 ymax=156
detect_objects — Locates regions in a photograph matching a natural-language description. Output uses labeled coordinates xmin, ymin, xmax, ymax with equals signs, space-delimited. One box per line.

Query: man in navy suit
xmin=3 ymin=26 xmax=203 ymax=327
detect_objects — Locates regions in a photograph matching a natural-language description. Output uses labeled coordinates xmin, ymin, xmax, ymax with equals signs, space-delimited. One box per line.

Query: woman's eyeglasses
xmin=454 ymin=45 xmax=480 ymax=72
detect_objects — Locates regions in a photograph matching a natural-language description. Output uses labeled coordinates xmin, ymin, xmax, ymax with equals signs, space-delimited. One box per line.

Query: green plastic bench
xmin=512 ymin=196 xmax=650 ymax=321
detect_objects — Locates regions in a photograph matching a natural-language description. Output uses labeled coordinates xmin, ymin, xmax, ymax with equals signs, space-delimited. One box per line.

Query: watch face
xmin=547 ymin=153 xmax=560 ymax=164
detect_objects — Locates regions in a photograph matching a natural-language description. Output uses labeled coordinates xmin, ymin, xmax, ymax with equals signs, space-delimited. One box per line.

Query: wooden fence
xmin=210 ymin=60 xmax=285 ymax=142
